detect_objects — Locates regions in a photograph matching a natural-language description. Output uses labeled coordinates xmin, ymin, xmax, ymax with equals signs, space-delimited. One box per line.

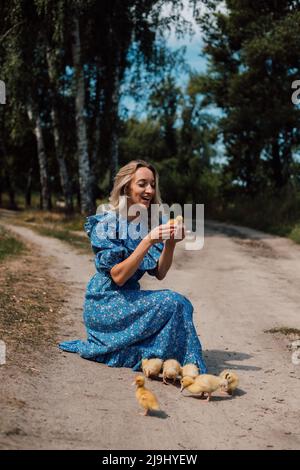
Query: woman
xmin=59 ymin=160 xmax=207 ymax=373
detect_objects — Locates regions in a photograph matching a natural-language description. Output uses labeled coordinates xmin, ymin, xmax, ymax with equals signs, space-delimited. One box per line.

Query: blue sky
xmin=121 ymin=1 xmax=208 ymax=116
xmin=164 ymin=0 xmax=208 ymax=80
xmin=120 ymin=0 xmax=226 ymax=163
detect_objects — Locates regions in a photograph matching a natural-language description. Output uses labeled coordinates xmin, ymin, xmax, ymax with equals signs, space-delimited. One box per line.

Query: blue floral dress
xmin=59 ymin=211 xmax=207 ymax=373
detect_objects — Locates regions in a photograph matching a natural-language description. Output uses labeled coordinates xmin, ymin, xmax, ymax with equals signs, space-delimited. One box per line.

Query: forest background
xmin=1 ymin=0 xmax=300 ymax=242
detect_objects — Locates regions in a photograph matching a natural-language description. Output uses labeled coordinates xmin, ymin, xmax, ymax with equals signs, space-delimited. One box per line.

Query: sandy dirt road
xmin=1 ymin=217 xmax=300 ymax=450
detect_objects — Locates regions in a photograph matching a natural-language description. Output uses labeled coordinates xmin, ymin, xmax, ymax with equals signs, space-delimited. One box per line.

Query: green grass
xmin=0 ymin=226 xmax=25 ymax=262
xmin=209 ymin=188 xmax=300 ymax=245
xmin=33 ymin=226 xmax=90 ymax=252
xmin=1 ymin=192 xmax=41 ymax=210
xmin=257 ymin=224 xmax=300 ymax=245
xmin=289 ymin=225 xmax=300 ymax=244
xmin=18 ymin=210 xmax=86 ymax=232
xmin=1 ymin=209 xmax=91 ymax=252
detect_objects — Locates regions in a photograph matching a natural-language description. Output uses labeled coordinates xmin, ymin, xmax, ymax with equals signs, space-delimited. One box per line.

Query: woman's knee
xmin=165 ymin=290 xmax=194 ymax=313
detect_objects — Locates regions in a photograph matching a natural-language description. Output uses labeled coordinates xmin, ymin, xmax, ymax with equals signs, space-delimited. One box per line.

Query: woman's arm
xmin=110 ymin=237 xmax=152 ymax=286
xmin=155 ymin=240 xmax=176 ymax=280
xmin=155 ymin=224 xmax=185 ymax=280
xmin=110 ymin=224 xmax=175 ymax=286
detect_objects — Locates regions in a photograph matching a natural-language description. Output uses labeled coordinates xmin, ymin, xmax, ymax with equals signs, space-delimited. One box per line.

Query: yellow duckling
xmin=168 ymin=215 xmax=183 ymax=226
xmin=141 ymin=358 xmax=163 ymax=379
xmin=162 ymin=359 xmax=181 ymax=384
xmin=180 ymin=374 xmax=228 ymax=402
xmin=133 ymin=375 xmax=160 ymax=416
xmin=181 ymin=363 xmax=199 ymax=379
xmin=219 ymin=370 xmax=239 ymax=395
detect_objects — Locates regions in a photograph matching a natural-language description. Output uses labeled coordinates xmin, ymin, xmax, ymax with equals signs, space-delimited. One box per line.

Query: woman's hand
xmin=167 ymin=223 xmax=185 ymax=245
xmin=145 ymin=224 xmax=176 ymax=245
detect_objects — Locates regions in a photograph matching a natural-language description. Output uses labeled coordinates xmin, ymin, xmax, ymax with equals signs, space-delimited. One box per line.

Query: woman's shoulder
xmin=84 ymin=210 xmax=119 ymax=237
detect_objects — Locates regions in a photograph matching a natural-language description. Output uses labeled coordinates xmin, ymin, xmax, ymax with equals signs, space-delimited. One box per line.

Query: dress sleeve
xmin=84 ymin=213 xmax=128 ymax=272
xmin=142 ymin=242 xmax=164 ymax=276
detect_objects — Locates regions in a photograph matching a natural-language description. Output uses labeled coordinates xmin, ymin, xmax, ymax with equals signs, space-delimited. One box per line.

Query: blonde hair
xmin=109 ymin=160 xmax=162 ymax=212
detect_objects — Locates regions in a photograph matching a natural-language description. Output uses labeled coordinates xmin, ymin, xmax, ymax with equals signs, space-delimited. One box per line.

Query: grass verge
xmin=1 ymin=211 xmax=91 ymax=253
xmin=0 ymin=225 xmax=25 ymax=262
xmin=0 ymin=242 xmax=65 ymax=364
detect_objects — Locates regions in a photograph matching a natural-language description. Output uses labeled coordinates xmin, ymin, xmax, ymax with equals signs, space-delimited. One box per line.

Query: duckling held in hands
xmin=162 ymin=359 xmax=181 ymax=384
xmin=141 ymin=358 xmax=163 ymax=379
xmin=181 ymin=363 xmax=199 ymax=380
xmin=133 ymin=375 xmax=160 ymax=416
xmin=219 ymin=370 xmax=239 ymax=395
xmin=168 ymin=215 xmax=183 ymax=226
xmin=180 ymin=374 xmax=228 ymax=402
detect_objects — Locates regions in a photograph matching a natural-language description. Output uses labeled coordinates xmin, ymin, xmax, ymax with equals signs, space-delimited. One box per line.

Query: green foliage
xmin=0 ymin=0 xmax=196 ymax=210
xmin=198 ymin=0 xmax=300 ymax=191
xmin=209 ymin=184 xmax=300 ymax=244
xmin=119 ymin=118 xmax=166 ymax=164
xmin=119 ymin=66 xmax=221 ymax=206
xmin=289 ymin=225 xmax=300 ymax=244
xmin=2 ymin=0 xmax=300 ymax=245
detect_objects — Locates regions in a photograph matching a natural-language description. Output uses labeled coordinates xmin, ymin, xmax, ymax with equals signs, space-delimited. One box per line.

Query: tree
xmin=197 ymin=0 xmax=300 ymax=192
xmin=1 ymin=0 xmax=53 ymax=210
xmin=0 ymin=0 xmax=203 ymax=212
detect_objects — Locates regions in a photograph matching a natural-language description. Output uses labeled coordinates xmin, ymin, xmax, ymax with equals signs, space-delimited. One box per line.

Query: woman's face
xmin=127 ymin=167 xmax=156 ymax=210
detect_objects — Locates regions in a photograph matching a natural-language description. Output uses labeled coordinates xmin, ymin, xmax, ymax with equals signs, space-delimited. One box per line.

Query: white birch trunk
xmin=109 ymin=56 xmax=121 ymax=190
xmin=47 ymin=48 xmax=73 ymax=213
xmin=27 ymin=104 xmax=51 ymax=210
xmin=72 ymin=18 xmax=94 ymax=215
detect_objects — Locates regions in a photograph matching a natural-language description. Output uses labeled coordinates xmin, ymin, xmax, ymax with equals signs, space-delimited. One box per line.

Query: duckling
xmin=133 ymin=375 xmax=160 ymax=416
xmin=162 ymin=359 xmax=181 ymax=384
xmin=141 ymin=358 xmax=163 ymax=379
xmin=219 ymin=370 xmax=239 ymax=395
xmin=168 ymin=215 xmax=183 ymax=226
xmin=181 ymin=363 xmax=199 ymax=379
xmin=180 ymin=374 xmax=228 ymax=402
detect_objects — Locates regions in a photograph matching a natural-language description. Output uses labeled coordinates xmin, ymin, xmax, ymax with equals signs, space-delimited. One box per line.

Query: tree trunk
xmin=281 ymin=130 xmax=292 ymax=187
xmin=0 ymin=137 xmax=17 ymax=209
xmin=5 ymin=169 xmax=16 ymax=209
xmin=27 ymin=104 xmax=52 ymax=211
xmin=72 ymin=17 xmax=94 ymax=215
xmin=90 ymin=115 xmax=101 ymax=202
xmin=47 ymin=51 xmax=73 ymax=212
xmin=271 ymin=139 xmax=284 ymax=188
xmin=89 ymin=63 xmax=103 ymax=204
xmin=46 ymin=48 xmax=73 ymax=213
xmin=25 ymin=165 xmax=33 ymax=208
xmin=0 ymin=141 xmax=4 ymax=207
xmin=108 ymin=56 xmax=121 ymax=191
